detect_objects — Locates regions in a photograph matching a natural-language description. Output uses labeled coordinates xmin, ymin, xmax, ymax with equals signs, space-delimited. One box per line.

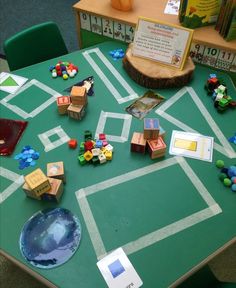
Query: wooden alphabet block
xmin=131 ymin=132 xmax=146 ymax=153
xmin=147 ymin=136 xmax=166 ymax=159
xmin=56 ymin=96 xmax=71 ymax=115
xmin=40 ymin=177 xmax=64 ymax=202
xmin=24 ymin=168 xmax=51 ymax=196
xmin=143 ymin=118 xmax=160 ymax=140
xmin=67 ymin=104 xmax=85 ymax=120
xmin=22 ymin=182 xmax=41 ymax=200
xmin=47 ymin=161 xmax=66 ymax=183
xmin=70 ymin=86 xmax=87 ymax=106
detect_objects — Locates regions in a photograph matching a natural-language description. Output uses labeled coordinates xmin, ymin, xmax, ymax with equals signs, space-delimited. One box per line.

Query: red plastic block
xmin=68 ymin=139 xmax=78 ymax=149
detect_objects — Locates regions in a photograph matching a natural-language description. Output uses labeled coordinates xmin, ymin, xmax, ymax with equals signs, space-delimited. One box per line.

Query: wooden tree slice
xmin=123 ymin=43 xmax=195 ymax=89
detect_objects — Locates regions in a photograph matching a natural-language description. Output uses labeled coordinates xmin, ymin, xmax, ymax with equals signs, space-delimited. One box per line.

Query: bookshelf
xmin=73 ymin=0 xmax=236 ymax=73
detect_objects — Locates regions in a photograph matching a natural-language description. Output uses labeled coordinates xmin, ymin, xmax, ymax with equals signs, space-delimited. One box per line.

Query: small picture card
xmin=164 ymin=0 xmax=180 ymax=15
xmin=97 ymin=248 xmax=143 ymax=288
xmin=132 ymin=17 xmax=193 ymax=70
xmin=0 ymin=72 xmax=28 ymax=94
xmin=169 ymin=130 xmax=214 ymax=162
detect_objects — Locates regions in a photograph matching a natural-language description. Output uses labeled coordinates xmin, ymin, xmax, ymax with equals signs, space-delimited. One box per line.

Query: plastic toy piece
xmin=78 ymin=155 xmax=86 ymax=165
xmin=216 ymin=159 xmax=224 ymax=169
xmin=50 ymin=61 xmax=78 ymax=79
xmin=84 ymin=150 xmax=93 ymax=161
xmin=98 ymin=153 xmax=107 ymax=164
xmin=216 ymin=161 xmax=236 ymax=192
xmin=84 ymin=130 xmax=92 ymax=141
xmin=105 ymin=150 xmax=112 ymax=160
xmin=205 ymin=74 xmax=236 ymax=112
xmin=68 ymin=139 xmax=78 ymax=149
xmin=99 ymin=133 xmax=106 ymax=140
xmin=14 ymin=145 xmax=40 ymax=170
xmin=109 ymin=49 xmax=125 ymax=60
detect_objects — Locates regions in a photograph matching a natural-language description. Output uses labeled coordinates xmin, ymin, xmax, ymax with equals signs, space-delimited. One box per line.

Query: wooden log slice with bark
xmin=123 ymin=43 xmax=195 ymax=89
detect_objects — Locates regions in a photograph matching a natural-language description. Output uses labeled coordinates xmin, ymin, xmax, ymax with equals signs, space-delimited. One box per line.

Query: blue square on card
xmin=108 ymin=259 xmax=125 ymax=278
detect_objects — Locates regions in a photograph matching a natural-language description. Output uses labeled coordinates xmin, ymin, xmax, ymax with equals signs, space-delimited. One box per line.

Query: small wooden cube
xmin=70 ymin=86 xmax=87 ymax=106
xmin=41 ymin=177 xmax=64 ymax=202
xmin=147 ymin=137 xmax=166 ymax=159
xmin=131 ymin=132 xmax=146 ymax=154
xmin=67 ymin=104 xmax=85 ymax=120
xmin=143 ymin=118 xmax=160 ymax=140
xmin=47 ymin=161 xmax=66 ymax=183
xmin=22 ymin=182 xmax=41 ymax=200
xmin=56 ymin=96 xmax=71 ymax=115
xmin=24 ymin=168 xmax=51 ymax=196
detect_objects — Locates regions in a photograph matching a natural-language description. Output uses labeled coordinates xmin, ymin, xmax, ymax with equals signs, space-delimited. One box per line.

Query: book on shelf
xmin=225 ymin=3 xmax=236 ymax=41
xmin=216 ymin=0 xmax=236 ymax=41
xmin=178 ymin=0 xmax=222 ymax=28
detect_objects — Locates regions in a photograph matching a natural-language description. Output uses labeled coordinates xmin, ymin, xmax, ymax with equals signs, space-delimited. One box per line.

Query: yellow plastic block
xmin=105 ymin=150 xmax=112 ymax=160
xmin=84 ymin=150 xmax=93 ymax=161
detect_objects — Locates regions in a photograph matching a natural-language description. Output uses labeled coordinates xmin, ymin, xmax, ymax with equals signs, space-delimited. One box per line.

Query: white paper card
xmin=169 ymin=130 xmax=214 ymax=162
xmin=0 ymin=72 xmax=28 ymax=94
xmin=132 ymin=18 xmax=193 ymax=69
xmin=97 ymin=248 xmax=143 ymax=288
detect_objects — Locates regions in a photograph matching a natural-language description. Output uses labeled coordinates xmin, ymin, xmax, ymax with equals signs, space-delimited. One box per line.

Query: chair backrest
xmin=176 ymin=265 xmax=236 ymax=288
xmin=4 ymin=21 xmax=68 ymax=71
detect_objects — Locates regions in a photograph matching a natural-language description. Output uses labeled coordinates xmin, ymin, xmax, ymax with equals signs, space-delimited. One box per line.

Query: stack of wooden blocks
xmin=131 ymin=118 xmax=166 ymax=159
xmin=57 ymin=85 xmax=87 ymax=120
xmin=23 ymin=161 xmax=65 ymax=202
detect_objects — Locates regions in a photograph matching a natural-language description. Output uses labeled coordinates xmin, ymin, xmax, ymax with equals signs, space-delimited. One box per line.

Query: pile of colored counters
xmin=49 ymin=61 xmax=78 ymax=80
xmin=14 ymin=145 xmax=40 ymax=170
xmin=216 ymin=160 xmax=236 ymax=192
xmin=109 ymin=49 xmax=125 ymax=60
xmin=78 ymin=131 xmax=114 ymax=166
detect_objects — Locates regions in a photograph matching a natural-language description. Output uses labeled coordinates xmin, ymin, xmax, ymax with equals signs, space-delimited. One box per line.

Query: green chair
xmin=3 ymin=21 xmax=68 ymax=71
xmin=177 ymin=265 xmax=236 ymax=288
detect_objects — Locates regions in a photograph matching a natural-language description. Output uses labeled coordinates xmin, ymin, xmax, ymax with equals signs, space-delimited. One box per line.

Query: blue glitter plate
xmin=19 ymin=208 xmax=82 ymax=269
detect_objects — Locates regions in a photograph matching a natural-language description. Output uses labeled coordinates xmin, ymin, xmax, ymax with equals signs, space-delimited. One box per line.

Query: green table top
xmin=1 ymin=41 xmax=236 ymax=288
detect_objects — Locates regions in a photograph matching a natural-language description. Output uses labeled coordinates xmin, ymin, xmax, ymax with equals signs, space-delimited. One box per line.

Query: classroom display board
xmin=1 ymin=41 xmax=236 ymax=288
xmin=73 ymin=0 xmax=236 ymax=73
